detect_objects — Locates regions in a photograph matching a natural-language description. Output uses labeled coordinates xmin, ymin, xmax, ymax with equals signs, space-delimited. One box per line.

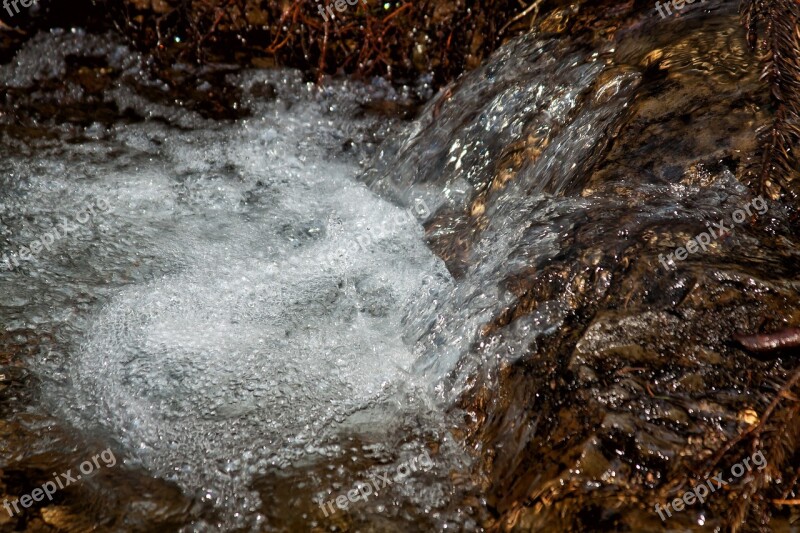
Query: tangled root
xmin=97 ymin=0 xmax=539 ymax=88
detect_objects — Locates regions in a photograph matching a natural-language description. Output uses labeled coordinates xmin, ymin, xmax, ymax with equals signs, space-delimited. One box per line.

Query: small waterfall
xmin=368 ymin=33 xmax=643 ymax=397
xmin=3 ymin=2 xmax=798 ymax=530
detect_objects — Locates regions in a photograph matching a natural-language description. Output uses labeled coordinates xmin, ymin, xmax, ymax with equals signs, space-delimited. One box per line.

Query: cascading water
xmin=2 ymin=1 xmax=799 ymax=530
xmin=375 ymin=34 xmax=644 ymax=394
xmin=369 ymin=5 xmax=794 ymax=413
xmin=369 ymin=2 xmax=799 ymax=530
xmin=1 ymin=31 xmax=464 ymax=530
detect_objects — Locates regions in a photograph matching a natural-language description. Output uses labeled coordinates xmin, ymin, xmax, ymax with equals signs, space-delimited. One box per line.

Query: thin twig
xmin=317 ymin=16 xmax=329 ymax=84
xmin=500 ymin=0 xmax=543 ymax=35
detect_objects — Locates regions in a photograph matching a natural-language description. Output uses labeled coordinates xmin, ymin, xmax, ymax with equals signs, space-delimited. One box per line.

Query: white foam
xmin=0 ymin=68 xmax=455 ymax=526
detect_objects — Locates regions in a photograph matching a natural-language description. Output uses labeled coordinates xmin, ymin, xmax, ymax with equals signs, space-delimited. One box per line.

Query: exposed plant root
xmin=772 ymin=499 xmax=800 ymax=505
xmin=703 ymin=365 xmax=800 ymax=479
xmin=734 ymin=327 xmax=800 ymax=353
xmin=95 ymin=0 xmax=542 ymax=89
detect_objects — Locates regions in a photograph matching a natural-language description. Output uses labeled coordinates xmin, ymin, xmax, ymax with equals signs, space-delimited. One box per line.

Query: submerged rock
xmin=366 ymin=0 xmax=800 ymax=530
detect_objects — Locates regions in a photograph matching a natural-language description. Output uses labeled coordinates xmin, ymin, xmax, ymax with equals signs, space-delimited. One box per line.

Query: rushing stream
xmin=1 ymin=0 xmax=799 ymax=531
xmin=0 ymin=31 xmax=467 ymax=530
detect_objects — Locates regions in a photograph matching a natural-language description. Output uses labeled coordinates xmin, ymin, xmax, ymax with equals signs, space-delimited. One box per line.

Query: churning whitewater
xmin=8 ymin=61 xmax=454 ymax=526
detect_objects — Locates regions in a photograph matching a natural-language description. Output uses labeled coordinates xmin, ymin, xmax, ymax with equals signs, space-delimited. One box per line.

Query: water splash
xmin=0 ymin=34 xmax=453 ymax=526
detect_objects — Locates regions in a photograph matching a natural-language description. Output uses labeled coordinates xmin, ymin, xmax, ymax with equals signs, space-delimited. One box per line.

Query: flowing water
xmin=1 ymin=1 xmax=799 ymax=531
xmin=0 ymin=30 xmax=467 ymax=530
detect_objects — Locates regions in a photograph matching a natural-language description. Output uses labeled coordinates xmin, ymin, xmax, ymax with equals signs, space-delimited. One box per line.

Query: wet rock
xmin=364 ymin=0 xmax=800 ymax=529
